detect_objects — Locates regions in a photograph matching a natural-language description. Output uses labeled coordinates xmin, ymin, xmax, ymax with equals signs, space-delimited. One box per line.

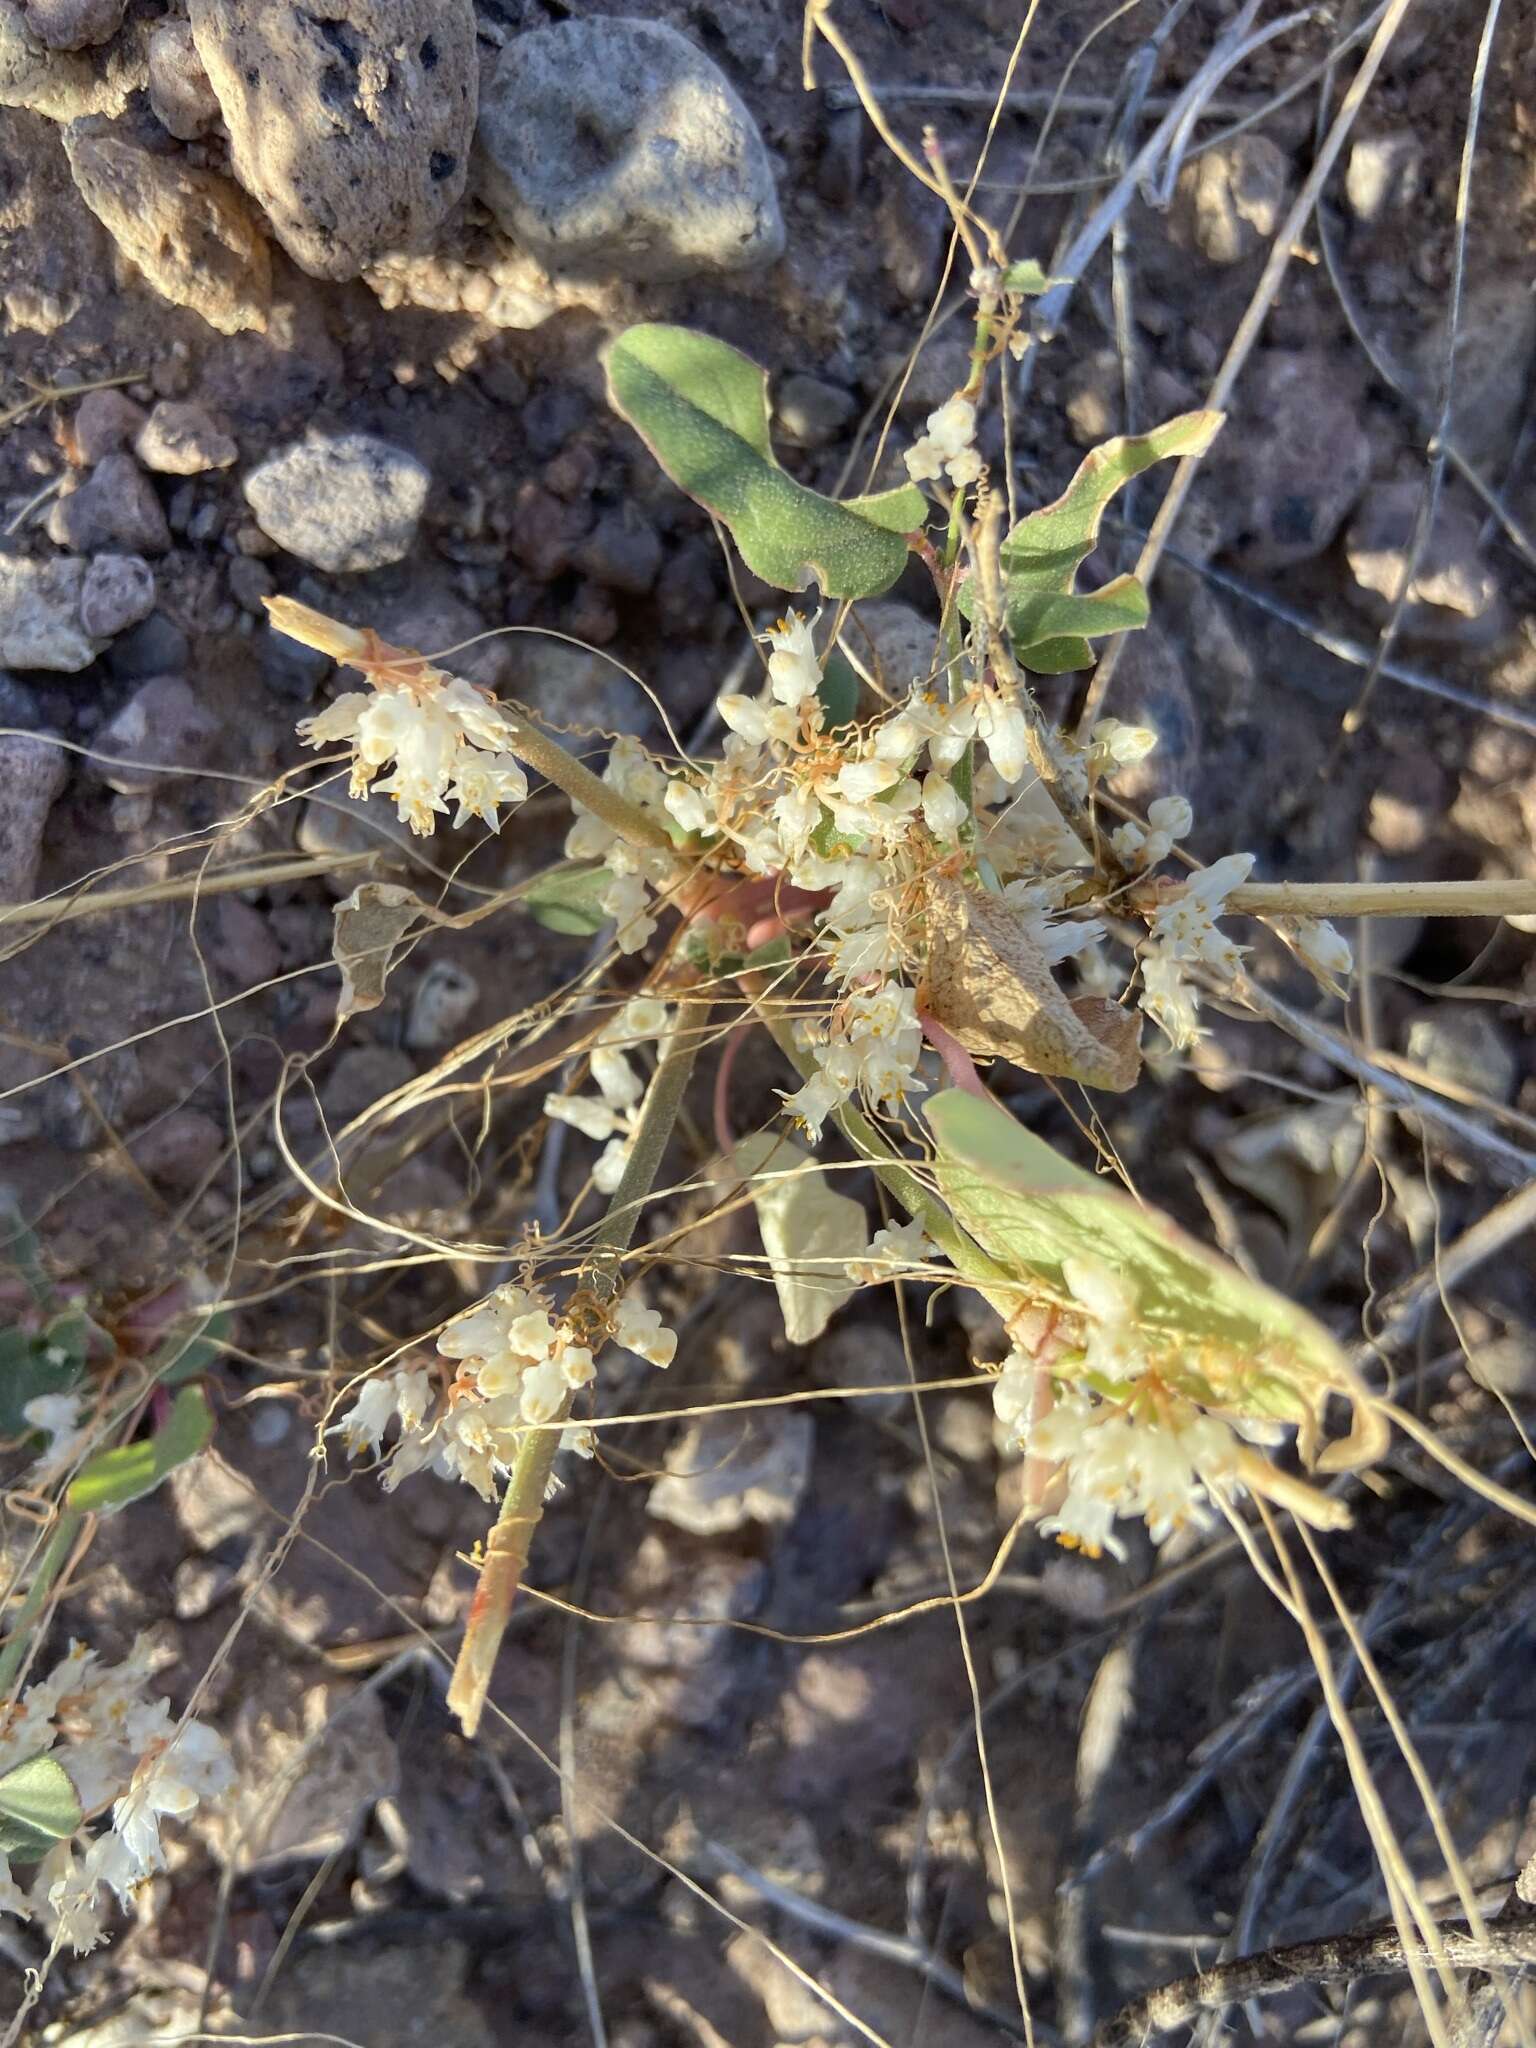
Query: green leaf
xmin=524 ymin=864 xmax=612 ymax=937
xmin=997 ymin=576 xmax=1151 ymax=676
xmin=66 ymin=1384 xmax=213 ymax=1515
xmin=605 ymin=325 xmax=928 ymax=600
xmin=961 ymin=412 xmax=1222 ymax=671
xmin=817 ymin=649 xmax=862 ymax=731
xmin=0 ymin=1313 xmax=90 ymax=1439
xmin=1000 ymin=258 xmax=1063 ymax=295
xmin=154 ymin=1307 xmax=229 ymax=1387
xmin=0 ymin=1753 xmax=83 ymax=1863
xmin=925 ymin=1089 xmax=1346 ymax=1413
xmin=725 ymin=1132 xmax=866 ymax=1345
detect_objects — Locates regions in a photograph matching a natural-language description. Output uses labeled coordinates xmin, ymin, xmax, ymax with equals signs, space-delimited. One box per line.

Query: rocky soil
xmin=2 ymin=0 xmax=1536 ymax=2043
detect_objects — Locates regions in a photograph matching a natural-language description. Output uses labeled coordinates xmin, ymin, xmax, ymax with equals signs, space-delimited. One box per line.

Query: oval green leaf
xmin=524 ymin=863 xmax=612 ymax=937
xmin=66 ymin=1383 xmax=213 ymax=1515
xmin=605 ymin=325 xmax=927 ymax=600
xmin=0 ymin=1753 xmax=83 ymax=1863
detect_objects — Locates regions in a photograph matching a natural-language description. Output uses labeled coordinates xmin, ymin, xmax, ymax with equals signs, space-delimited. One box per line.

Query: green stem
xmin=0 ymin=1512 xmax=82 ymax=1702
xmin=501 ymin=710 xmax=674 ymax=854
xmin=446 ymin=998 xmax=709 ymax=1736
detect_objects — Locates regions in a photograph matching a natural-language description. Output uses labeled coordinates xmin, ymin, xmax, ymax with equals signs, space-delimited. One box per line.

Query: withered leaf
xmin=332 ymin=883 xmax=425 ymax=1019
xmin=920 ymin=876 xmax=1140 ymax=1091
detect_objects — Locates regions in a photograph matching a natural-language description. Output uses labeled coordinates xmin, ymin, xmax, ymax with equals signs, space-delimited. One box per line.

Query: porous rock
xmin=0 ymin=0 xmax=145 ymax=118
xmin=22 ymin=0 xmax=122 ymax=51
xmin=188 ymin=0 xmax=476 ymax=281
xmin=79 ymin=550 xmax=155 ymax=637
xmin=135 ymin=399 xmax=238 ymax=475
xmin=0 ymin=552 xmax=98 ymax=669
xmin=46 ymin=451 xmax=171 ymax=554
xmin=0 ymin=733 xmax=67 ymax=901
xmin=242 ymin=429 xmax=430 ymax=572
xmin=61 ymin=122 xmax=271 ymax=335
xmin=476 ymin=18 xmax=784 ymax=281
xmin=146 ymin=18 xmax=217 ymax=139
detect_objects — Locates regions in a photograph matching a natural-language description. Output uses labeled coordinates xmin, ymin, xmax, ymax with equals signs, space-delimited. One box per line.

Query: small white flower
xmin=762 ymin=613 xmax=823 ymax=707
xmin=612 ymin=1297 xmax=678 ymax=1368
xmin=665 ymin=778 xmax=712 ymax=836
xmin=974 ymin=691 xmax=1028 ymax=784
xmin=545 ymin=1092 xmax=624 ymax=1142
xmin=1088 ymin=719 xmax=1158 ymax=770
xmin=845 ymin=1219 xmax=936 ymax=1285
xmin=920 ymin=769 xmax=967 ymax=840
xmin=1293 ymin=916 xmax=1353 ymax=988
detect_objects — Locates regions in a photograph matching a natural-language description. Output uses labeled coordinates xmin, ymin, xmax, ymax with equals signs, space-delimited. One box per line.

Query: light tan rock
xmin=0 ymin=0 xmax=145 ymax=117
xmin=61 ymin=122 xmax=271 ymax=334
xmin=187 ymin=0 xmax=475 ymax=280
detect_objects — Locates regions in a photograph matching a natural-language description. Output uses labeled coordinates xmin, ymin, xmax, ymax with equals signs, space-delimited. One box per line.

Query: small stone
xmin=1405 ymin=1004 xmax=1517 ymax=1105
xmin=0 ymin=0 xmax=146 ymax=117
xmin=172 ymin=1554 xmax=237 ymax=1620
xmin=94 ymin=673 xmax=219 ymax=794
xmin=146 ymin=19 xmax=217 ymax=138
xmin=243 ymin=431 xmax=430 ymax=572
xmin=775 ymin=371 xmax=857 ymax=449
xmin=1345 ymin=132 xmax=1421 ymax=223
xmin=0 ymin=552 xmax=98 ymax=670
xmin=71 ymin=386 xmax=147 ymax=465
xmin=405 ymin=960 xmax=479 ymax=1050
xmin=47 ymin=452 xmax=170 ymax=555
xmin=574 ymin=505 xmax=662 ymax=595
xmin=188 ymin=0 xmax=477 ymax=281
xmin=836 ymin=598 xmax=937 ymax=694
xmin=105 ymin=608 xmax=188 ymax=679
xmin=895 ymin=334 xmax=973 ymax=418
xmin=1418 ymin=279 xmax=1536 ymax=477
xmin=476 ymin=18 xmax=784 ymax=281
xmin=134 ymin=399 xmax=238 ymax=475
xmin=206 ymin=894 xmax=281 ymax=986
xmin=322 ymin=1044 xmax=416 ymax=1126
xmin=1345 ymin=481 xmax=1500 ymax=642
xmin=1219 ymin=350 xmax=1373 ymax=570
xmin=129 ymin=1107 xmax=225 ymax=1189
xmin=1063 ymin=347 xmax=1122 ymax=446
xmin=1173 ymin=135 xmax=1290 ymax=264
xmin=78 ymin=550 xmax=155 ymax=636
xmin=647 ymin=1410 xmax=813 ymax=1536
xmin=508 ymin=480 xmax=591 ymax=583
xmin=0 ymin=732 xmax=67 ymax=900
xmin=22 ymin=0 xmax=122 ymax=48
xmin=512 ymin=636 xmax=645 ymax=736
xmin=61 ymin=125 xmax=271 ymax=336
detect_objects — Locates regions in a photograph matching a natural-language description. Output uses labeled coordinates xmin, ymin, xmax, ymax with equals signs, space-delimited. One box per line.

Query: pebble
xmin=135 ymin=400 xmax=238 ymax=475
xmin=95 ymin=674 xmax=219 ymax=794
xmin=835 ymin=598 xmax=936 ymax=694
xmin=1345 ymin=481 xmax=1500 ymax=642
xmin=0 ymin=733 xmax=67 ymax=900
xmin=226 ymin=555 xmax=273 ymax=614
xmin=129 ymin=1107 xmax=225 ymax=1189
xmin=105 ymin=608 xmax=189 ymax=680
xmin=895 ymin=334 xmax=973 ymax=417
xmin=0 ymin=552 xmax=98 ymax=670
xmin=476 ymin=18 xmax=784 ymax=281
xmin=79 ymin=551 xmax=155 ymax=638
xmin=188 ymin=0 xmax=477 ymax=280
xmin=147 ymin=18 xmax=219 ymax=138
xmin=648 ymin=1410 xmax=813 ymax=1536
xmin=1405 ymin=1004 xmax=1517 ymax=1106
xmin=775 ymin=371 xmax=857 ymax=449
xmin=1173 ymin=134 xmax=1290 ymax=264
xmin=243 ymin=430 xmax=431 ymax=572
xmin=404 ymin=959 xmax=480 ymax=1050
xmin=321 ymin=1044 xmax=416 ymax=1127
xmin=0 ymin=0 xmax=146 ymax=118
xmin=574 ymin=505 xmax=662 ymax=595
xmin=1219 ymin=350 xmax=1373 ymax=570
xmin=61 ymin=126 xmax=272 ymax=335
xmin=508 ymin=481 xmax=592 ymax=583
xmin=21 ymin=0 xmax=123 ymax=47
xmin=47 ymin=453 xmax=170 ymax=555
xmin=71 ymin=387 xmax=147 ymax=465
xmin=1419 ymin=279 xmax=1536 ymax=477
xmin=1345 ymin=132 xmax=1421 ymax=224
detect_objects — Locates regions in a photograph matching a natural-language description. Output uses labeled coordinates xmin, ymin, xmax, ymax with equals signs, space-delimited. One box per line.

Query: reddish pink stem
xmin=713 ymin=1019 xmax=752 ymax=1162
xmin=919 ymin=1009 xmax=989 ymax=1099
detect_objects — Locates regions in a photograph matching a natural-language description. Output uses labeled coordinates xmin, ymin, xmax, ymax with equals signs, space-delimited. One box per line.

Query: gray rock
xmin=1406 ymin=1004 xmax=1517 ymax=1105
xmin=776 ymin=371 xmax=857 ymax=449
xmin=61 ymin=124 xmax=272 ymax=335
xmin=835 ymin=599 xmax=937 ymax=695
xmin=146 ymin=18 xmax=217 ymax=139
xmin=129 ymin=1107 xmax=224 ymax=1189
xmin=1419 ymin=279 xmax=1536 ymax=478
xmin=574 ymin=505 xmax=663 ymax=595
xmin=0 ymin=0 xmax=145 ymax=117
xmin=0 ymin=553 xmax=99 ymax=669
xmin=78 ymin=551 xmax=155 ymax=637
xmin=513 ymin=637 xmax=644 ymax=736
xmin=71 ymin=386 xmax=145 ymax=464
xmin=1345 ymin=481 xmax=1500 ymax=642
xmin=476 ymin=18 xmax=784 ymax=281
xmin=321 ymin=1044 xmax=415 ymax=1126
xmin=1219 ymin=350 xmax=1372 ymax=570
xmin=134 ymin=400 xmax=237 ymax=475
xmin=226 ymin=555 xmax=273 ymax=613
xmin=404 ymin=958 xmax=479 ymax=1050
xmin=22 ymin=0 xmax=121 ymax=49
xmin=243 ymin=431 xmax=430 ymax=572
xmin=95 ymin=674 xmax=219 ymax=793
xmin=1345 ymin=132 xmax=1421 ymax=223
xmin=188 ymin=0 xmax=476 ymax=281
xmin=648 ymin=1410 xmax=813 ymax=1536
xmin=1173 ymin=135 xmax=1290 ymax=264
xmin=47 ymin=453 xmax=171 ymax=555
xmin=0 ymin=733 xmax=66 ymax=900
xmin=105 ymin=608 xmax=188 ymax=679
xmin=895 ymin=333 xmax=973 ymax=417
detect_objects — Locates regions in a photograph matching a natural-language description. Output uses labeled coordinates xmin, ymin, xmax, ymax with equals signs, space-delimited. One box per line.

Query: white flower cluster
xmin=0 ymin=1637 xmax=233 ymax=1954
xmin=904 ymin=394 xmax=983 ymax=490
xmin=333 ymin=1290 xmax=675 ymax=1499
xmin=844 ymin=1218 xmax=938 ymax=1286
xmin=566 ymin=736 xmax=675 ymax=953
xmin=1138 ymin=852 xmax=1253 ymax=1051
xmin=299 ymin=663 xmax=528 ymax=837
xmin=992 ymin=1259 xmax=1253 ymax=1560
xmin=545 ymin=996 xmax=672 ymax=1193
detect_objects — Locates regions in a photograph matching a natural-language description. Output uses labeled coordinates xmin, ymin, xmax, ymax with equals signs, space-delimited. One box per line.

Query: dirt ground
xmin=3 ymin=0 xmax=1536 ymax=2043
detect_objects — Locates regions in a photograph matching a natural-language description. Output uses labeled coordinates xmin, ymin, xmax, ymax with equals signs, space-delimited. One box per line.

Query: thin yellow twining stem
xmin=0 ymin=851 xmax=375 ymax=929
xmin=445 ymin=996 xmax=711 ymax=1737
